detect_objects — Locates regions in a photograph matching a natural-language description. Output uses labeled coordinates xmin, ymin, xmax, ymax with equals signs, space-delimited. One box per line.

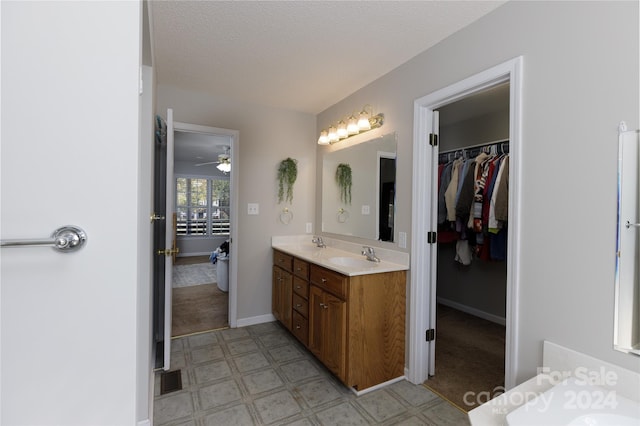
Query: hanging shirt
xmin=494 ymin=155 xmax=509 ymax=222
xmin=489 ymin=156 xmax=508 ymax=232
xmin=438 ymin=162 xmax=453 ymax=224
xmin=444 ymin=158 xmax=463 ymax=221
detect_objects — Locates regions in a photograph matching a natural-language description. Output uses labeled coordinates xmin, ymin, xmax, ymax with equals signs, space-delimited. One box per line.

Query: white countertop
xmin=271 ymin=235 xmax=409 ymax=277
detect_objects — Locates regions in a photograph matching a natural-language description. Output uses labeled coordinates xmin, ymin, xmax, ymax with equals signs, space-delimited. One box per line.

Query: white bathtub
xmin=506 ymin=376 xmax=640 ymax=426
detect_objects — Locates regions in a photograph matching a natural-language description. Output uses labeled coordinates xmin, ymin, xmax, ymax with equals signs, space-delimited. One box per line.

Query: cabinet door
xmin=323 ymin=292 xmax=346 ymax=381
xmin=281 ymin=268 xmax=293 ymax=330
xmin=272 ymin=266 xmax=282 ymax=322
xmin=308 ymin=285 xmax=324 ymax=359
xmin=272 ymin=266 xmax=293 ymax=329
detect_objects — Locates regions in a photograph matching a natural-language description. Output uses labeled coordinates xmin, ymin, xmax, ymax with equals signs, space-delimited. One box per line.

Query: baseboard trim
xmin=437 ymin=297 xmax=506 ymax=326
xmin=137 ymin=419 xmax=151 ymax=426
xmin=350 ymin=376 xmax=406 ymax=396
xmin=236 ymin=314 xmax=275 ymax=327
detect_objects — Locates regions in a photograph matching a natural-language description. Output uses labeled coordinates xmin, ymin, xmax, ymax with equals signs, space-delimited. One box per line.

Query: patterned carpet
xmin=173 ymin=263 xmax=217 ymax=288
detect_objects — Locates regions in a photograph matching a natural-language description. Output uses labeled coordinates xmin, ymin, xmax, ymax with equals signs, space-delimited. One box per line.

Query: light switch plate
xmin=399 ymin=232 xmax=407 ymax=249
xmin=361 ymin=205 xmax=370 ymax=215
xmin=247 ymin=203 xmax=259 ymax=215
xmin=306 ymin=223 xmax=312 ymax=233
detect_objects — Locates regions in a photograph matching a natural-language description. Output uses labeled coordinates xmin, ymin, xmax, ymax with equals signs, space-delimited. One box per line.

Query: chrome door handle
xmin=1 ymin=225 xmax=87 ymax=253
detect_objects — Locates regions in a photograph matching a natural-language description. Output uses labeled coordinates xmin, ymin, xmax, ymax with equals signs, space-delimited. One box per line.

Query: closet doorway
xmin=409 ymin=57 xmax=523 ymax=405
xmin=172 ymin=123 xmax=239 ymax=337
xmin=426 ymin=83 xmax=510 ymax=411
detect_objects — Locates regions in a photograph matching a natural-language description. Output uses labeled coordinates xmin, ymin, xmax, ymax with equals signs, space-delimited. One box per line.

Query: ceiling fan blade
xmin=194 ymin=161 xmax=219 ymax=167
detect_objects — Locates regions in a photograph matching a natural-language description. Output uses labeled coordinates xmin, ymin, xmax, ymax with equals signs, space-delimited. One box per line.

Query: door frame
xmin=173 ymin=121 xmax=239 ymax=328
xmin=409 ymin=56 xmax=523 ymax=390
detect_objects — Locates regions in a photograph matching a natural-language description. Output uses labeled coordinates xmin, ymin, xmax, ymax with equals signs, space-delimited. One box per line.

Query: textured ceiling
xmin=151 ymin=1 xmax=506 ymax=115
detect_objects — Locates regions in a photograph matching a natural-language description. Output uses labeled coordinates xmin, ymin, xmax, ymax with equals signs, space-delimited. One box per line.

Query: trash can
xmin=217 ymin=255 xmax=229 ymax=292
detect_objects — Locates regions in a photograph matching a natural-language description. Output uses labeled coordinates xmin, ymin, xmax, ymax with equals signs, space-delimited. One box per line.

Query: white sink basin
xmin=328 ymin=256 xmax=378 ymax=268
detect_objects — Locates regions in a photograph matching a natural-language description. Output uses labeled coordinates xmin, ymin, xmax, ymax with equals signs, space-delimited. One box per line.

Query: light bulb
xmin=318 ymin=130 xmax=329 ymax=145
xmin=357 ymin=110 xmax=371 ymax=131
xmin=328 ymin=125 xmax=338 ymax=143
xmin=337 ymin=120 xmax=348 ymax=139
xmin=347 ymin=115 xmax=359 ymax=135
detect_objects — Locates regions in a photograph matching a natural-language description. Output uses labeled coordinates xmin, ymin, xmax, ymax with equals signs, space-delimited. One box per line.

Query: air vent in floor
xmin=160 ymin=370 xmax=182 ymax=395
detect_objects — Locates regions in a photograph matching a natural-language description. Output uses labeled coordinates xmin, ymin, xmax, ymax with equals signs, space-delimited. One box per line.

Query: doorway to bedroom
xmin=171 ymin=130 xmax=233 ymax=336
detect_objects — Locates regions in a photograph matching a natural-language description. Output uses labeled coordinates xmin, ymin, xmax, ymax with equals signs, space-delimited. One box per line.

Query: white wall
xmin=1 ymin=1 xmax=143 ymax=424
xmin=156 ymin=86 xmax=317 ymax=322
xmin=317 ymin=1 xmax=640 ymax=383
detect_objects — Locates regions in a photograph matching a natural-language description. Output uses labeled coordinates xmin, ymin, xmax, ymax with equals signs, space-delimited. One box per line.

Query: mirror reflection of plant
xmin=277 ymin=157 xmax=298 ymax=204
xmin=336 ymin=163 xmax=352 ymax=204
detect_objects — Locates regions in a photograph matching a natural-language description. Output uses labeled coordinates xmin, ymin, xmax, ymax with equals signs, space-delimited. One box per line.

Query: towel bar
xmin=1 ymin=225 xmax=87 ymax=252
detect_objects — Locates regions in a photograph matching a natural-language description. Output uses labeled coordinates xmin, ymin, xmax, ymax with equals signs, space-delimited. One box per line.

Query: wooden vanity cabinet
xmin=291 ymin=257 xmax=310 ymax=346
xmin=309 ymin=263 xmax=406 ymax=391
xmin=272 ymin=249 xmax=406 ymax=392
xmin=272 ymin=250 xmax=293 ymax=330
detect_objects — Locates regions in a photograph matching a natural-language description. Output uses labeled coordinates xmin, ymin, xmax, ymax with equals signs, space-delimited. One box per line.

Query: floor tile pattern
xmin=154 ymin=322 xmax=470 ymax=425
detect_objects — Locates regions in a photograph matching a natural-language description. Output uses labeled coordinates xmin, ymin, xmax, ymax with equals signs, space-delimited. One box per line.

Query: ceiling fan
xmin=195 ymin=147 xmax=231 ymax=173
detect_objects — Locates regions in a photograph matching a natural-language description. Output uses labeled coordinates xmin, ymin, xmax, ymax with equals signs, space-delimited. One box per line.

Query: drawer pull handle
xmin=296 ymin=304 xmax=302 ymax=308
xmin=321 ymin=278 xmax=327 ymax=283
xmin=296 ymin=325 xmax=301 ymax=329
xmin=296 ymin=285 xmax=301 ymax=289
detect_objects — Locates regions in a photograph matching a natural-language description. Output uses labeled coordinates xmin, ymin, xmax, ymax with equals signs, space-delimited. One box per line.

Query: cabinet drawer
xmin=310 ymin=264 xmax=347 ymax=299
xmin=292 ymin=292 xmax=308 ymax=317
xmin=293 ymin=258 xmax=309 ymax=279
xmin=293 ymin=277 xmax=309 ymax=299
xmin=291 ymin=310 xmax=308 ymax=346
xmin=273 ymin=250 xmax=293 ymax=272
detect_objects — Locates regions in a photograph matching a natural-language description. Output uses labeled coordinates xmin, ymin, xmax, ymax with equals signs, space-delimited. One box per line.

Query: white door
xmin=163 ymin=109 xmax=176 ymax=369
xmin=1 ymin=1 xmax=142 ymax=423
xmin=427 ymin=111 xmax=440 ymax=376
xmin=152 ymin=109 xmax=175 ymax=371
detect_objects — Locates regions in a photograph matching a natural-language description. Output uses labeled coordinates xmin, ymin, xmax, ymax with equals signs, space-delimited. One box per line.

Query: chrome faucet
xmin=312 ymin=236 xmax=326 ymax=248
xmin=362 ymin=246 xmax=380 ymax=262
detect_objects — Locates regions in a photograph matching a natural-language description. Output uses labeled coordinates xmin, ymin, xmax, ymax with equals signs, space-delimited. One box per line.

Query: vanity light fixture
xmin=317 ymin=105 xmax=384 ymax=145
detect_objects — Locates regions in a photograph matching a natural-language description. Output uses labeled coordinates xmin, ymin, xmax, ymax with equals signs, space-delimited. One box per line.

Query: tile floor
xmin=154 ymin=322 xmax=470 ymax=425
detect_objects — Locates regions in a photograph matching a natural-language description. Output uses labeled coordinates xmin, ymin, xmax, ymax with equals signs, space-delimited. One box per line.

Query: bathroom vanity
xmin=272 ymin=236 xmax=408 ymax=393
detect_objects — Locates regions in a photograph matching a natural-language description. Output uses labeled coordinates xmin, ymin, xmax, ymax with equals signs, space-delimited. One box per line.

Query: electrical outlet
xmin=361 ymin=205 xmax=370 ymax=215
xmin=247 ymin=203 xmax=259 ymax=215
xmin=306 ymin=223 xmax=313 ymax=233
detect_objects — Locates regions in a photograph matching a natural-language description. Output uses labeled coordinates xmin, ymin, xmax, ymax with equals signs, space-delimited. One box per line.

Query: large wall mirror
xmin=615 ymin=126 xmax=640 ymax=356
xmin=321 ymin=132 xmax=396 ymax=242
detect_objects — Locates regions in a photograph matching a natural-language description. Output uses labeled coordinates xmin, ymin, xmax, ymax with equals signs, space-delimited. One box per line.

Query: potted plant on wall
xmin=277 ymin=157 xmax=298 ymax=204
xmin=336 ymin=163 xmax=352 ymax=204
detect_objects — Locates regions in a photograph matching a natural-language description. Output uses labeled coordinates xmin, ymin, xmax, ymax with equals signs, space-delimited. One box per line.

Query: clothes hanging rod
xmin=438 ymin=138 xmax=509 ymax=155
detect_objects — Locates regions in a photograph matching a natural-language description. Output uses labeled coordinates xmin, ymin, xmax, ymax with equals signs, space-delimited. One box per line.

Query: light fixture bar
xmin=317 ymin=106 xmax=384 ymax=145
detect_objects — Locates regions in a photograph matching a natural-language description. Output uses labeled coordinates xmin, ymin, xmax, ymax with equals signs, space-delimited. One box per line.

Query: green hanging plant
xmin=277 ymin=157 xmax=298 ymax=204
xmin=335 ymin=163 xmax=352 ymax=204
